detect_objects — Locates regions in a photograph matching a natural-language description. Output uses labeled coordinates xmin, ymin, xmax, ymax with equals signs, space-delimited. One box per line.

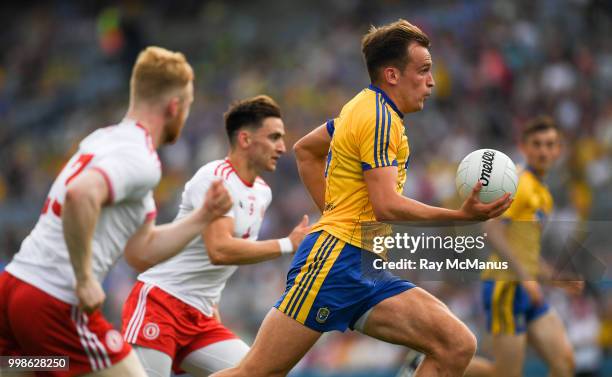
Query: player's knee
xmin=430 ymin=323 xmax=476 ymax=370
xmin=451 ymin=327 xmax=477 ymax=366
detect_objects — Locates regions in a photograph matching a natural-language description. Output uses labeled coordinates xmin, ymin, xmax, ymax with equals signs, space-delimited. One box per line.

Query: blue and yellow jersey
xmin=483 ymin=167 xmax=553 ymax=280
xmin=310 ymin=85 xmax=410 ymax=250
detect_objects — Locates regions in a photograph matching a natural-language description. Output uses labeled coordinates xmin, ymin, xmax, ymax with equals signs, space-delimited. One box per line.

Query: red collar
xmin=225 ymin=158 xmax=255 ymax=188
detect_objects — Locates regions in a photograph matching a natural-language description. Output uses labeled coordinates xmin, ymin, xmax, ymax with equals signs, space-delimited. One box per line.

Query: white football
xmin=456 ymin=149 xmax=518 ymax=203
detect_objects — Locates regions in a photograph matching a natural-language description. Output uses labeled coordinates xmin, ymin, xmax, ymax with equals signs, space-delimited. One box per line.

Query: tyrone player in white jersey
xmin=120 ymin=95 xmax=310 ymax=377
xmin=0 ymin=47 xmax=232 ymax=377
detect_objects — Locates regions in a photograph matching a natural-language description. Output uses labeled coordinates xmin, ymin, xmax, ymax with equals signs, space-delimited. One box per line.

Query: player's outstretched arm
xmin=62 ymin=169 xmax=111 ymax=313
xmin=294 ymin=124 xmax=331 ymax=212
xmin=364 ymin=167 xmax=512 ymax=221
xmin=124 ymin=180 xmax=232 ymax=272
xmin=203 ymin=215 xmax=310 ymax=265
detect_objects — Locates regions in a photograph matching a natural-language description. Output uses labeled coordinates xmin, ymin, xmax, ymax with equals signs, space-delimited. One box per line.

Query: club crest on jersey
xmin=315 ymin=307 xmax=330 ymax=324
xmin=143 ymin=322 xmax=160 ymax=340
xmin=105 ymin=329 xmax=124 ymax=353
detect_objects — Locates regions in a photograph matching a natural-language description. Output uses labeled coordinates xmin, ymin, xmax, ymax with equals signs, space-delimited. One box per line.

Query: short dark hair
xmin=361 ymin=19 xmax=430 ymax=84
xmin=224 ymin=95 xmax=281 ymax=144
xmin=521 ymin=115 xmax=559 ymax=142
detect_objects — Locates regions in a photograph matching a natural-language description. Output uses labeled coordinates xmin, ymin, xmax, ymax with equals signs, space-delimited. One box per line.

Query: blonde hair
xmin=130 ymin=46 xmax=194 ymax=103
xmin=361 ymin=19 xmax=430 ymax=83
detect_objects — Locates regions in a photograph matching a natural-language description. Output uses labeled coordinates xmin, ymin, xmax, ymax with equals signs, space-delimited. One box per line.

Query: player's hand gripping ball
xmin=456 ymin=149 xmax=518 ymax=203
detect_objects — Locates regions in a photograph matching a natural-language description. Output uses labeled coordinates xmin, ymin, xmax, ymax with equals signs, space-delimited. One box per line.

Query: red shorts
xmin=121 ymin=281 xmax=237 ymax=372
xmin=0 ymin=271 xmax=131 ymax=376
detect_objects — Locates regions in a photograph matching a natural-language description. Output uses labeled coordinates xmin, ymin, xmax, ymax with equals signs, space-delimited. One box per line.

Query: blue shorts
xmin=274 ymin=231 xmax=415 ymax=332
xmin=482 ymin=280 xmax=549 ymax=335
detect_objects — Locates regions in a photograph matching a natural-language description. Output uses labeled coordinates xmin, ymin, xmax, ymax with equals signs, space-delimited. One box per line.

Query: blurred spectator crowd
xmin=1 ymin=0 xmax=611 ymax=375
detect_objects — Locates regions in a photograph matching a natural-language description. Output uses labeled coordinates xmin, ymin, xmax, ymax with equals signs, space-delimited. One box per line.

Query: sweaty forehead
xmin=408 ymin=44 xmax=432 ymax=66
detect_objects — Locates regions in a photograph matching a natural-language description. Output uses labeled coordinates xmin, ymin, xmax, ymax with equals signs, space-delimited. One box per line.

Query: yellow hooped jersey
xmin=483 ymin=168 xmax=554 ymax=280
xmin=310 ymin=85 xmax=410 ymax=250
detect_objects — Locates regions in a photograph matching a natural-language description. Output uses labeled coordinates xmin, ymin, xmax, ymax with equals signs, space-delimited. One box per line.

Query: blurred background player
xmin=0 ymin=46 xmax=233 ymax=377
xmin=397 ymin=116 xmax=588 ymax=377
xmin=212 ymin=19 xmax=512 ymax=377
xmin=121 ymin=95 xmax=310 ymax=377
xmin=462 ymin=116 xmax=585 ymax=377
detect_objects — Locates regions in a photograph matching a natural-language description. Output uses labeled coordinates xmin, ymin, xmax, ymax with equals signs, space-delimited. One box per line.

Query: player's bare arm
xmin=203 ymin=214 xmax=310 ymax=265
xmin=484 ymin=219 xmax=533 ymax=280
xmin=124 ymin=180 xmax=232 ymax=272
xmin=364 ymin=166 xmax=512 ymax=222
xmin=483 ymin=219 xmax=544 ymax=305
xmin=294 ymin=124 xmax=331 ymax=212
xmin=62 ymin=169 xmax=111 ymax=313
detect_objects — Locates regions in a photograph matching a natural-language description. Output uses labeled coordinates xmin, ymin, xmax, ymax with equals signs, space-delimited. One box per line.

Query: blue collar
xmin=368 ymin=84 xmax=404 ymax=119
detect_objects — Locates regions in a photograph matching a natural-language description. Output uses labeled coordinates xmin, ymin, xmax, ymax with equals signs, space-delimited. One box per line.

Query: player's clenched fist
xmin=288 ymin=215 xmax=311 ymax=250
xmin=201 ymin=180 xmax=233 ymax=222
xmin=76 ymin=277 xmax=106 ymax=314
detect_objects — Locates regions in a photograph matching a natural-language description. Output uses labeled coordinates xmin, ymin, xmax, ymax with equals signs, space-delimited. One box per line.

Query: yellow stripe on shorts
xmin=491 ymin=281 xmax=517 ymax=335
xmin=502 ymin=283 xmax=516 ymax=334
xmin=294 ymin=237 xmax=345 ymax=323
xmin=278 ymin=233 xmax=333 ymax=314
xmin=491 ymin=281 xmax=507 ymax=334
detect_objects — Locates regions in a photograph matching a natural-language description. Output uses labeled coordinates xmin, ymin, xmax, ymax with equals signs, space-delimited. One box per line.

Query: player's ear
xmin=166 ymin=97 xmax=180 ymax=119
xmin=236 ymin=129 xmax=251 ymax=148
xmin=383 ymin=67 xmax=400 ymax=85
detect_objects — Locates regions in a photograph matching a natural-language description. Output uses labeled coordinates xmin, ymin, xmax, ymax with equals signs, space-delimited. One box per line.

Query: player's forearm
xmin=296 ymin=157 xmax=326 ymax=212
xmin=62 ymin=190 xmax=100 ymax=282
xmin=129 ymin=212 xmax=207 ymax=270
xmin=207 ymin=238 xmax=283 ymax=265
xmin=375 ymin=193 xmax=465 ymax=222
xmin=538 ymin=258 xmax=579 ymax=282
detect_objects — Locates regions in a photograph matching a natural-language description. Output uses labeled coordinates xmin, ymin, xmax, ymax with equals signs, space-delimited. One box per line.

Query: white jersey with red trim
xmin=6 ymin=119 xmax=161 ymax=305
xmin=138 ymin=159 xmax=272 ymax=317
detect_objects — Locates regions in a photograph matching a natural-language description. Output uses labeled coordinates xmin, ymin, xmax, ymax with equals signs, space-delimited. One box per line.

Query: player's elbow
xmin=371 ymin=202 xmax=395 ymax=222
xmin=124 ymin=249 xmax=154 ymax=273
xmin=64 ymin=185 xmax=88 ymax=207
xmin=293 ymin=138 xmax=309 ymax=161
xmin=373 ymin=209 xmax=393 ymax=222
xmin=207 ymin=247 xmax=232 ymax=265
